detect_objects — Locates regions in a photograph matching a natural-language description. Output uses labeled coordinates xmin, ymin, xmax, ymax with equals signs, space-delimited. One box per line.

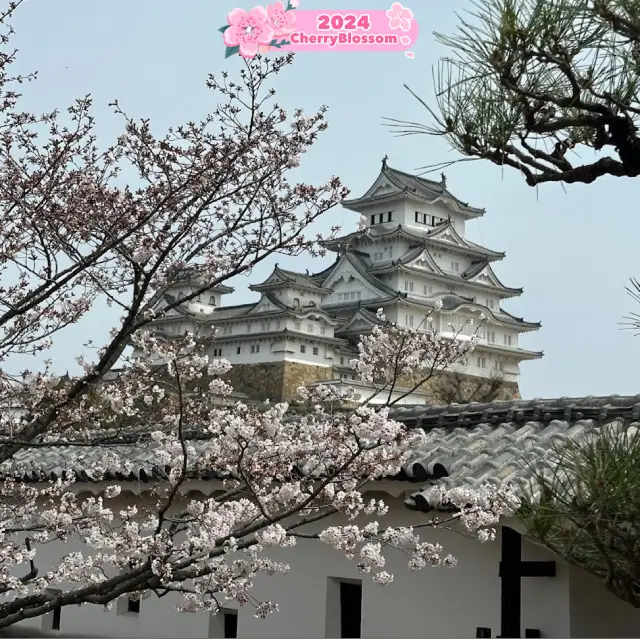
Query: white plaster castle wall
xmin=402 ymin=201 xmax=467 ymax=237
xmin=11 ymin=488 xmax=633 ymax=639
xmin=568 ymin=565 xmax=640 ymax=637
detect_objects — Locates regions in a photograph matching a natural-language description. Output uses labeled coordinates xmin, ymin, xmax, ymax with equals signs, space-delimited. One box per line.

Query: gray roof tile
xmin=7 ymin=395 xmax=640 ymax=506
xmin=396 ymin=394 xmax=640 ymax=511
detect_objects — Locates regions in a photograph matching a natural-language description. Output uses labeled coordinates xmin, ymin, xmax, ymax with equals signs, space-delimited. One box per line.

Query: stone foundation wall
xmin=398 ymin=370 xmax=520 ymax=404
xmin=224 ymin=362 xmax=520 ymax=405
xmin=223 ymin=361 xmax=333 ymax=402
xmin=223 ymin=362 xmax=286 ymax=402
xmin=282 ymin=361 xmax=333 ymax=401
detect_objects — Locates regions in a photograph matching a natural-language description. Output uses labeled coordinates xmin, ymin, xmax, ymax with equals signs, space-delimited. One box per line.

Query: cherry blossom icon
xmin=386 ymin=2 xmax=414 ymax=32
xmin=267 ymin=1 xmax=297 ymax=36
xmin=223 ymin=7 xmax=275 ymax=59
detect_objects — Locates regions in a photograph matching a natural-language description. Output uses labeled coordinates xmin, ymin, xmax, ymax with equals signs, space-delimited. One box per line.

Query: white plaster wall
xmin=520 ymin=537 xmax=571 ymax=636
xmin=9 ymin=488 xmax=634 ymax=639
xmin=403 ymin=202 xmax=466 ymax=237
xmin=10 ymin=499 xmax=507 ymax=639
xmin=210 ymin=338 xmax=334 ymax=367
xmin=568 ymin=564 xmax=640 ymax=637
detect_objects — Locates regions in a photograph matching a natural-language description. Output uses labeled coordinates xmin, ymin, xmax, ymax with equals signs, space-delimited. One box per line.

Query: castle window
xmin=312 ymin=347 xmax=319 ymax=355
xmin=256 ymin=344 xmax=260 ymax=353
xmin=387 ymin=211 xmax=392 ymax=222
xmin=337 ymin=293 xmax=343 ymax=301
xmin=378 ymin=213 xmax=384 ymax=224
xmin=488 ymin=331 xmax=495 ymax=343
xmin=236 ymin=347 xmax=241 ymax=355
xmin=295 ymin=321 xmax=301 ymax=330
xmin=451 ymin=261 xmax=460 ymax=273
xmin=126 ymin=598 xmax=140 ymax=615
xmin=251 ymin=345 xmax=255 ymax=353
xmin=477 ymin=357 xmax=487 ymax=369
xmin=504 ymin=334 xmax=512 ymax=346
xmin=486 ymin=298 xmax=495 ymax=309
xmin=209 ymin=296 xmax=216 ymax=306
xmin=340 ymin=357 xmax=344 ymax=365
xmin=370 ymin=214 xmax=376 ymax=226
xmin=293 ymin=298 xmax=300 ymax=307
xmin=178 ymin=292 xmax=184 ymax=300
xmin=415 ymin=211 xmax=421 ymax=223
xmin=356 ymin=291 xmax=361 ymax=299
xmin=321 ymin=326 xmax=326 ymax=335
xmin=300 ymin=345 xmax=306 ymax=354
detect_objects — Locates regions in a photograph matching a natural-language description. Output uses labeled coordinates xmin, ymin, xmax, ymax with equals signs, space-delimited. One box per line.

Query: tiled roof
xmin=343 ymin=165 xmax=485 ymax=218
xmin=7 ymin=396 xmax=639 ymax=500
xmin=393 ymin=395 xmax=640 ymax=512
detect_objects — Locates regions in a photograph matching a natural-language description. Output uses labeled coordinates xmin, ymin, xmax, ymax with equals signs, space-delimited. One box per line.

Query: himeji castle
xmin=141 ymin=159 xmax=542 ymax=404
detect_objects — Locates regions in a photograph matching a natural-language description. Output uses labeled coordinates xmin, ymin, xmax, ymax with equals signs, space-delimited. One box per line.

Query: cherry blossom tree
xmin=0 ymin=1 xmax=519 ymax=628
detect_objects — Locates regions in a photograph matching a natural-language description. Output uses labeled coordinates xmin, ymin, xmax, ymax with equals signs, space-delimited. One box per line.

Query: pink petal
xmin=272 ymin=1 xmax=286 ymax=12
xmin=223 ymin=25 xmax=241 ymax=46
xmin=283 ymin=12 xmax=296 ymax=28
xmin=385 ymin=8 xmax=397 ymax=19
xmin=400 ymin=7 xmax=414 ymax=20
xmin=248 ymin=5 xmax=269 ymax=23
xmin=227 ymin=8 xmax=248 ymax=26
xmin=257 ymin=23 xmax=275 ymax=43
xmin=390 ymin=2 xmax=404 ymax=15
xmin=399 ymin=35 xmax=411 ymax=45
xmin=399 ymin=18 xmax=411 ymax=31
xmin=388 ymin=16 xmax=401 ymax=29
xmin=239 ymin=40 xmax=260 ymax=58
xmin=405 ymin=51 xmax=415 ymax=59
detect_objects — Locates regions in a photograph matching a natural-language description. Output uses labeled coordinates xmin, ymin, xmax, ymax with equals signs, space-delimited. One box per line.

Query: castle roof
xmin=251 ymin=266 xmax=331 ymax=294
xmin=342 ymin=164 xmax=485 ymax=219
xmin=325 ymin=222 xmax=504 ymax=262
xmin=8 ymin=395 xmax=639 ymax=511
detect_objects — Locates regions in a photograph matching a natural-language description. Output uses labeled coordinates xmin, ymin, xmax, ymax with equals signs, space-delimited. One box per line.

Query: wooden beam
xmin=499 ymin=560 xmax=556 ymax=578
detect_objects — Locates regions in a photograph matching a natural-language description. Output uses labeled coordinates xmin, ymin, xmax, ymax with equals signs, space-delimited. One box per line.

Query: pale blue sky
xmin=10 ymin=0 xmax=640 ymax=399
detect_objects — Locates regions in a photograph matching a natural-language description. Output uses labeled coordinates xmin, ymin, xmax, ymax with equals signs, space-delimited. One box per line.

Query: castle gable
xmin=322 ymin=256 xmax=391 ymax=302
xmin=336 ymin=308 xmax=384 ymax=334
xmin=404 ymin=248 xmax=443 ymax=274
xmin=246 ymin=294 xmax=283 ymax=315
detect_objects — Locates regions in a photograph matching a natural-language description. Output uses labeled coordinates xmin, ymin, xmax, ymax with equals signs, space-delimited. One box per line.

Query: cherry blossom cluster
xmin=351 ymin=308 xmax=479 ymax=392
xmin=0 ymin=321 xmax=514 ymax=626
xmin=0 ymin=2 xmax=513 ymax=627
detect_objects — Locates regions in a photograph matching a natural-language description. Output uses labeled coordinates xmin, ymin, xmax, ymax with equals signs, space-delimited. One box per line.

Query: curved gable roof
xmin=343 ymin=165 xmax=485 ymax=219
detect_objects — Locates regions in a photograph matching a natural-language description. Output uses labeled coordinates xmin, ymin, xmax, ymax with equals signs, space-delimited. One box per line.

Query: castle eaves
xmin=342 ymin=165 xmax=485 ymax=219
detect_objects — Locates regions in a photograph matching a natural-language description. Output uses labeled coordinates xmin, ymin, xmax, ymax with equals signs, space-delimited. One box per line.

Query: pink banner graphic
xmin=219 ymin=2 xmax=418 ymax=59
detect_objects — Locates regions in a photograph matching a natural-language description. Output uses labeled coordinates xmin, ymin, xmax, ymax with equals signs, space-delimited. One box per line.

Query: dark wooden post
xmin=499 ymin=527 xmax=556 ymax=638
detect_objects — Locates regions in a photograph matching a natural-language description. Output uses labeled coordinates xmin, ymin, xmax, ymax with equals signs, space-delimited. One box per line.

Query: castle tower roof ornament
xmin=382 ymin=154 xmax=389 ymax=169
xmin=440 ymin=172 xmax=447 ymax=189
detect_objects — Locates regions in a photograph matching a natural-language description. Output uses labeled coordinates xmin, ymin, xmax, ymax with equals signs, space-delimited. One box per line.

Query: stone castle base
xmin=223 ymin=362 xmax=520 ymax=405
xmin=223 ymin=361 xmax=333 ymax=403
